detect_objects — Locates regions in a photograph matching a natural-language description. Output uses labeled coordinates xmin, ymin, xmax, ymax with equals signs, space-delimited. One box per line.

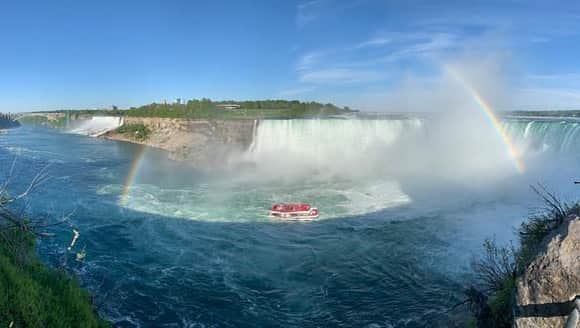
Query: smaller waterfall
xmin=68 ymin=116 xmax=124 ymax=137
xmin=503 ymin=119 xmax=580 ymax=154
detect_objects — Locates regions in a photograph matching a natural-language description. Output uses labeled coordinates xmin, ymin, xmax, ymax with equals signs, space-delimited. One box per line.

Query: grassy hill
xmin=0 ymin=188 xmax=109 ymax=327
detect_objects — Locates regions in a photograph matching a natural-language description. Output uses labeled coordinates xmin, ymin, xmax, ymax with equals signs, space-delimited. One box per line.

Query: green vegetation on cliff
xmin=124 ymin=99 xmax=354 ymax=119
xmin=1 ymin=185 xmax=109 ymax=327
xmin=0 ymin=244 xmax=109 ymax=327
xmin=115 ymin=123 xmax=151 ymax=141
xmin=44 ymin=99 xmax=354 ymax=120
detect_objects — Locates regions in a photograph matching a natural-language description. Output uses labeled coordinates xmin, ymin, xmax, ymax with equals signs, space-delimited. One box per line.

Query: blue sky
xmin=1 ymin=0 xmax=579 ymax=112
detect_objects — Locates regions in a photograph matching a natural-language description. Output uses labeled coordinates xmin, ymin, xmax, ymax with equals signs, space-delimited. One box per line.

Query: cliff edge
xmin=103 ymin=117 xmax=256 ymax=167
xmin=515 ymin=215 xmax=580 ymax=327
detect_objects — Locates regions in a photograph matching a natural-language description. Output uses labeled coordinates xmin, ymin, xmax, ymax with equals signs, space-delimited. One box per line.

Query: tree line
xmin=123 ymin=99 xmax=354 ymax=119
xmin=47 ymin=99 xmax=354 ymax=119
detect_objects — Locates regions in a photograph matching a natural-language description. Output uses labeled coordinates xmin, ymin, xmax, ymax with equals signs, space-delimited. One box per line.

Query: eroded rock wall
xmin=103 ymin=117 xmax=257 ymax=167
xmin=515 ymin=215 xmax=580 ymax=327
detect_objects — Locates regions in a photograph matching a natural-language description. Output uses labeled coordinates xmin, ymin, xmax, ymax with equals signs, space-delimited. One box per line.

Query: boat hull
xmin=269 ymin=208 xmax=319 ymax=220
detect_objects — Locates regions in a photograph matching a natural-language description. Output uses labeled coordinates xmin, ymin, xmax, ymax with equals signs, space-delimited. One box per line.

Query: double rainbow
xmin=117 ymin=68 xmax=525 ymax=206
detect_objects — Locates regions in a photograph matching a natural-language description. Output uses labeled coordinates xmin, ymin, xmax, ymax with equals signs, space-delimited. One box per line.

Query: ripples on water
xmin=1 ymin=122 xmax=578 ymax=327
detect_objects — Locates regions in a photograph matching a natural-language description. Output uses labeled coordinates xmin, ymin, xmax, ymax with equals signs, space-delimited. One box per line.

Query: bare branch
xmin=0 ymin=157 xmax=17 ymax=193
xmin=13 ymin=163 xmax=53 ymax=201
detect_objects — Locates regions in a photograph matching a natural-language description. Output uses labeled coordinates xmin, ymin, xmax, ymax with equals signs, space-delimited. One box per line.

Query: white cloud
xmin=295 ymin=49 xmax=387 ymax=84
xmin=355 ymin=37 xmax=391 ymax=49
xmin=513 ymin=73 xmax=580 ymax=109
xmin=350 ymin=52 xmax=517 ymax=112
xmin=515 ymin=87 xmax=580 ymax=109
xmin=530 ymin=36 xmax=549 ymax=43
xmin=296 ymin=50 xmax=328 ymax=71
xmin=381 ymin=33 xmax=458 ymax=63
xmin=299 ymin=68 xmax=384 ymax=84
xmin=290 ymin=1 xmax=580 ymax=109
xmin=296 ymin=0 xmax=369 ymax=27
xmin=527 ymin=73 xmax=580 ymax=86
xmin=277 ymin=86 xmax=316 ymax=96
xmin=296 ymin=0 xmax=326 ymax=27
xmin=293 ymin=32 xmax=459 ymax=87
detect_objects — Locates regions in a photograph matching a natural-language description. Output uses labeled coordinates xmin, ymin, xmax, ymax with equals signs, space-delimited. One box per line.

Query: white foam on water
xmin=111 ymin=118 xmax=580 ymax=223
xmin=106 ymin=178 xmax=410 ymax=222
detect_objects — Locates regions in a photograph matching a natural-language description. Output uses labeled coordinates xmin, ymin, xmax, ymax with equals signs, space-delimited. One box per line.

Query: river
xmin=1 ymin=116 xmax=579 ymax=327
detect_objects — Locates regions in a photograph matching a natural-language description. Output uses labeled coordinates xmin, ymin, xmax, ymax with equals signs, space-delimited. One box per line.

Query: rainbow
xmin=119 ymin=144 xmax=148 ymax=205
xmin=446 ymin=66 xmax=525 ymax=173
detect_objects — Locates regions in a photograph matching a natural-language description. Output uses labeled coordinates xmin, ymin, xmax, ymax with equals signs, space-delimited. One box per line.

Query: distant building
xmin=216 ymin=104 xmax=241 ymax=110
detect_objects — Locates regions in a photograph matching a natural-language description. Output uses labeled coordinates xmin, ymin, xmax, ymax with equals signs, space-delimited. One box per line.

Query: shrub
xmin=116 ymin=123 xmax=151 ymax=141
xmin=518 ymin=184 xmax=580 ymax=269
xmin=487 ymin=275 xmax=515 ymax=327
xmin=467 ymin=238 xmax=516 ymax=328
xmin=471 ymin=238 xmax=516 ymax=294
xmin=464 ymin=184 xmax=579 ymax=327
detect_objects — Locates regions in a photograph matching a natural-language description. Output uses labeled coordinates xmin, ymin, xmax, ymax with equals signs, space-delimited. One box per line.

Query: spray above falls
xmin=68 ymin=116 xmax=124 ymax=137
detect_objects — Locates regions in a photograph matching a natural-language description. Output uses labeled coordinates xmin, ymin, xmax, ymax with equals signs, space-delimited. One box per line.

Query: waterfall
xmin=243 ymin=118 xmax=424 ymax=178
xmin=503 ymin=119 xmax=580 ymax=154
xmin=249 ymin=118 xmax=422 ymax=157
xmin=243 ymin=117 xmax=580 ymax=181
xmin=249 ymin=118 xmax=580 ymax=158
xmin=68 ymin=116 xmax=124 ymax=137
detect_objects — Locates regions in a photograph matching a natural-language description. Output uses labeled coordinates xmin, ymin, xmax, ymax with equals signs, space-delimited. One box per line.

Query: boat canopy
xmin=271 ymin=204 xmax=311 ymax=212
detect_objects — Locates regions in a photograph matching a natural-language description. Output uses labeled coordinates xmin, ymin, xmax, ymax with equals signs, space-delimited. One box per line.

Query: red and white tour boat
xmin=269 ymin=204 xmax=319 ymax=220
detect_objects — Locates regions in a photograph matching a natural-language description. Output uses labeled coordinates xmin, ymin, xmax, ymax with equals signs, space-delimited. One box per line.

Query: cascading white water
xmin=503 ymin=119 xmax=580 ymax=154
xmin=251 ymin=119 xmax=423 ymax=153
xmin=248 ymin=119 xmax=423 ymax=173
xmin=248 ymin=118 xmax=580 ymax=168
xmin=243 ymin=117 xmax=580 ymax=194
xmin=69 ymin=116 xmax=124 ymax=137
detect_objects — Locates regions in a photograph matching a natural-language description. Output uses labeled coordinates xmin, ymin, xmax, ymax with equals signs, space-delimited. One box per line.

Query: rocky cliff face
xmin=103 ymin=117 xmax=257 ymax=168
xmin=515 ymin=215 xmax=580 ymax=327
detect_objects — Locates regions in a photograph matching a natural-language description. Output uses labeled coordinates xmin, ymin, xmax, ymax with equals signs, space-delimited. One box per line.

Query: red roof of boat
xmin=271 ymin=204 xmax=311 ymax=212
